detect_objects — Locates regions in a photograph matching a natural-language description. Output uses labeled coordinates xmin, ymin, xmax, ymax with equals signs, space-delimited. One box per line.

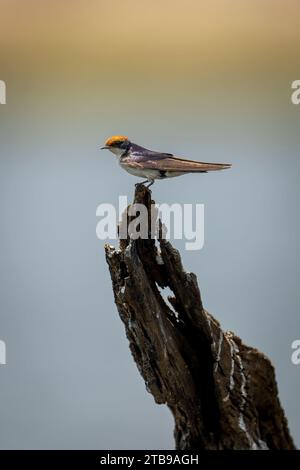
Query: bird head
xmin=101 ymin=135 xmax=131 ymax=157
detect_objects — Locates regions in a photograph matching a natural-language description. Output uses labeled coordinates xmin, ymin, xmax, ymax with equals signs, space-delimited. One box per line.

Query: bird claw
xmin=135 ymin=180 xmax=149 ymax=187
xmin=135 ymin=180 xmax=154 ymax=190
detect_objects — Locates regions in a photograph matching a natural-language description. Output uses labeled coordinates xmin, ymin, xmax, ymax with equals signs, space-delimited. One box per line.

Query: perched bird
xmin=101 ymin=135 xmax=231 ymax=187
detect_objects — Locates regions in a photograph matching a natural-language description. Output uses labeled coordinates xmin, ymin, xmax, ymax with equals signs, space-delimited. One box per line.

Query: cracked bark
xmin=105 ymin=185 xmax=295 ymax=450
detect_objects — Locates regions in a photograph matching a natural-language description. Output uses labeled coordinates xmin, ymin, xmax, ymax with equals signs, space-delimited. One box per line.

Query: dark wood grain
xmin=105 ymin=185 xmax=295 ymax=450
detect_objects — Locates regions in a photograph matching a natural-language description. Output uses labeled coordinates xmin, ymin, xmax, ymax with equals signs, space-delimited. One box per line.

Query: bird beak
xmin=100 ymin=145 xmax=109 ymax=150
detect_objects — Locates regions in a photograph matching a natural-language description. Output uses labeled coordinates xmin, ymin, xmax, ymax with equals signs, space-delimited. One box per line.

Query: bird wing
xmin=122 ymin=154 xmax=231 ymax=173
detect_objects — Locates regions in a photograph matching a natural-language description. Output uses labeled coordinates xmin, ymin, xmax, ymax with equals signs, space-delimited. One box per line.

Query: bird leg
xmin=135 ymin=179 xmax=155 ymax=188
xmin=135 ymin=179 xmax=149 ymax=187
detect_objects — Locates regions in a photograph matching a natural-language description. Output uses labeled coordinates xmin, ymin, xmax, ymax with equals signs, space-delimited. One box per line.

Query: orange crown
xmin=105 ymin=135 xmax=129 ymax=146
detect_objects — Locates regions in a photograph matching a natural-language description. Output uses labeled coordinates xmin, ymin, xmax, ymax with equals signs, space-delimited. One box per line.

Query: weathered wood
xmin=105 ymin=185 xmax=295 ymax=450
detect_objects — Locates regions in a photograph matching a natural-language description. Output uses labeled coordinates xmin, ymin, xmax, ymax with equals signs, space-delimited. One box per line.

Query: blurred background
xmin=0 ymin=0 xmax=299 ymax=449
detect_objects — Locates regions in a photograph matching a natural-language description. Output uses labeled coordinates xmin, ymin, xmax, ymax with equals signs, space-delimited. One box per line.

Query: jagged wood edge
xmin=105 ymin=185 xmax=295 ymax=450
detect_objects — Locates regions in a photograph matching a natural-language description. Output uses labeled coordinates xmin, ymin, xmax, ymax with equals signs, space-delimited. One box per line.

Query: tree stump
xmin=105 ymin=185 xmax=295 ymax=450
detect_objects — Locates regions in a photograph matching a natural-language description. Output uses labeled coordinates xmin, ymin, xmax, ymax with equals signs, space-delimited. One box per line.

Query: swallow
xmin=101 ymin=135 xmax=231 ymax=187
